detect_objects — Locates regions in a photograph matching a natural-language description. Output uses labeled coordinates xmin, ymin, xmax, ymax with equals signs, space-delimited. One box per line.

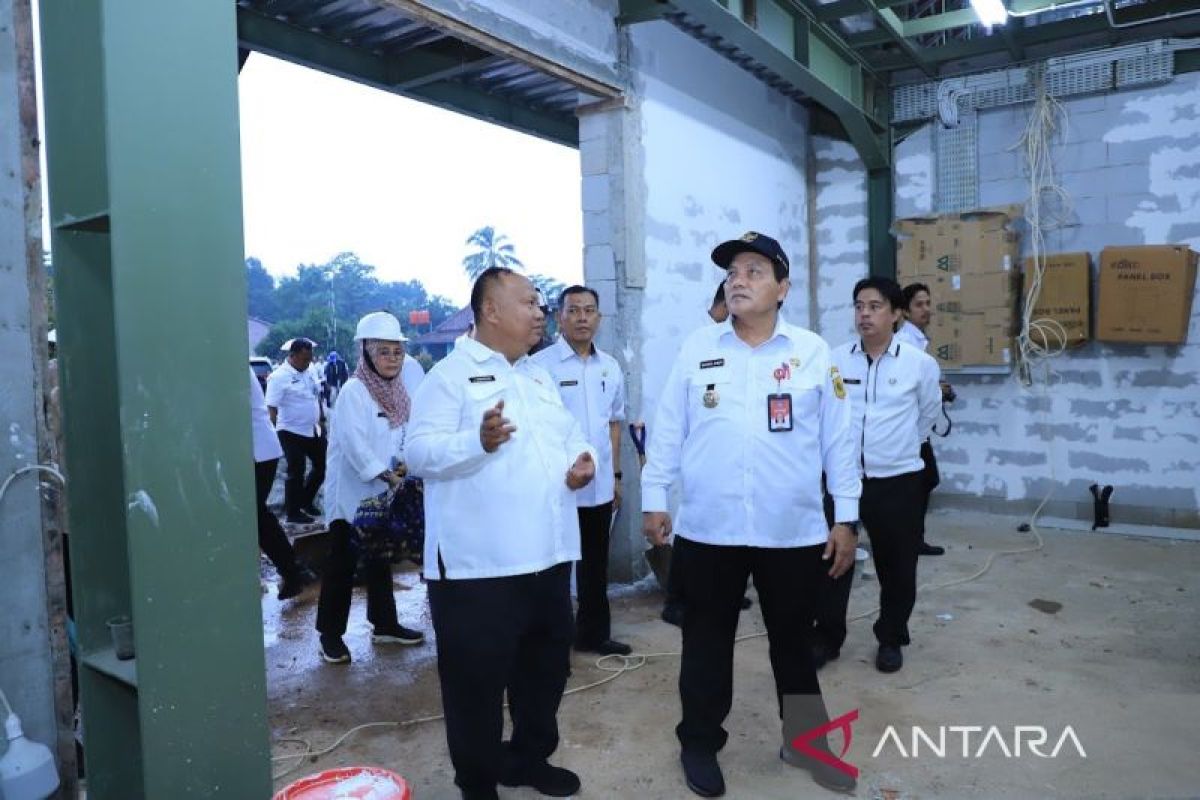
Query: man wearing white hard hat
xmin=316 ymin=311 xmax=427 ymax=664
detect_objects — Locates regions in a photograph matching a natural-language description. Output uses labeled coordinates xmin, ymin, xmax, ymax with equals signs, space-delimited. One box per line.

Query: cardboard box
xmin=1097 ymin=245 xmax=1197 ymax=344
xmin=926 ymin=309 xmax=1014 ymax=369
xmin=895 ymin=205 xmax=1022 ymax=281
xmin=1024 ymin=252 xmax=1091 ymax=349
xmin=905 ymin=270 xmax=1020 ymax=310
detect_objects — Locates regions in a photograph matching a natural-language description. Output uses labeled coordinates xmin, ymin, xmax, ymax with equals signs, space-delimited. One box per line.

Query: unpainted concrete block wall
xmin=811 ymin=135 xmax=868 ymax=341
xmin=627 ymin=21 xmax=811 ymax=427
xmin=890 ymin=73 xmax=1200 ymax=527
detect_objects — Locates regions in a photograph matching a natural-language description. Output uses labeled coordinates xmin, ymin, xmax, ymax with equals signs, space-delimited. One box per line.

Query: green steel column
xmin=867 ymin=167 xmax=896 ymax=278
xmin=38 ymin=3 xmax=271 ymax=798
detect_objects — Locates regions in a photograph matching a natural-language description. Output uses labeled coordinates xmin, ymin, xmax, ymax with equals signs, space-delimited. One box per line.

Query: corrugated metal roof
xmin=237 ymin=0 xmax=615 ymax=144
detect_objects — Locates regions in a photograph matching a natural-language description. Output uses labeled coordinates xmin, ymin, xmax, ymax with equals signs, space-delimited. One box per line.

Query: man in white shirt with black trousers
xmin=531 ymin=285 xmax=631 ymax=657
xmin=829 ymin=276 xmax=941 ymax=673
xmin=642 ymin=231 xmax=861 ymax=797
xmin=408 ymin=267 xmax=597 ymax=800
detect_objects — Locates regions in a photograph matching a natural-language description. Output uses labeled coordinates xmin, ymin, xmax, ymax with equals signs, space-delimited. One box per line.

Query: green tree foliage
xmin=248 ymin=252 xmax=457 ymax=359
xmin=463 ymin=226 xmax=523 ymax=280
xmin=246 ymin=257 xmax=277 ymax=321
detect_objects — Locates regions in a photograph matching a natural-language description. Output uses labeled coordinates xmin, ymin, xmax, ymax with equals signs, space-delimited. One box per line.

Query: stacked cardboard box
xmin=1097 ymin=245 xmax=1197 ymax=344
xmin=895 ymin=206 xmax=1022 ymax=370
xmin=1024 ymin=252 xmax=1092 ymax=349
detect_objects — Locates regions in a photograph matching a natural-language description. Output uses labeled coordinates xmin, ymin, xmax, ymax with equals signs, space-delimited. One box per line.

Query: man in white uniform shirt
xmin=531 ymin=285 xmax=630 ymax=657
xmin=408 ymin=267 xmax=597 ymax=800
xmin=897 ymin=281 xmax=948 ymax=557
xmin=828 ymin=277 xmax=941 ymax=673
xmin=265 ymin=338 xmax=326 ymax=524
xmin=642 ymin=231 xmax=861 ymax=797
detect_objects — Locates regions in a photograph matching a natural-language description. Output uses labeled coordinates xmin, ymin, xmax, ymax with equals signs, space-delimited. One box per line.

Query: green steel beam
xmin=236 ymin=8 xmax=579 ymax=146
xmin=392 ymin=51 xmax=507 ymax=90
xmin=815 ymin=0 xmax=867 ymax=22
xmin=620 ymin=0 xmax=890 ymax=168
xmin=38 ymin=2 xmax=272 ymax=798
xmin=902 ymin=9 xmax=979 ymax=37
xmin=618 ymin=0 xmax=673 ymax=24
xmin=857 ymin=1 xmax=934 ymax=76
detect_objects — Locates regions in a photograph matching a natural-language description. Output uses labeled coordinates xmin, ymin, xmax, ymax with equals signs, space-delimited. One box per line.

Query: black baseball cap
xmin=711 ymin=231 xmax=790 ymax=276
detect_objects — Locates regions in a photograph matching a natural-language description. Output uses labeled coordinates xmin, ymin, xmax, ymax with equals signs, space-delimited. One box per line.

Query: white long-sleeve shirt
xmin=407 ymin=336 xmax=597 ymax=580
xmin=894 ymin=320 xmax=929 ymax=352
xmin=830 ymin=338 xmax=942 ymax=479
xmin=249 ymin=367 xmax=284 ymax=463
xmin=530 ymin=337 xmax=626 ymax=507
xmin=322 ymin=369 xmax=423 ymax=525
xmin=642 ymin=318 xmax=861 ymax=548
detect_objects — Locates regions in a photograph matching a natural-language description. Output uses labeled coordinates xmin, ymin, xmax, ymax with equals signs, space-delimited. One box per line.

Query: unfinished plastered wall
xmin=810 ymin=135 xmax=869 ymax=341
xmin=891 ymin=73 xmax=1200 ymax=527
xmin=629 ymin=21 xmax=811 ymax=418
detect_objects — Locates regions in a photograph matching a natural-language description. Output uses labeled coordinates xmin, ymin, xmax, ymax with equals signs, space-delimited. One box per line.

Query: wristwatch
xmin=837 ymin=521 xmax=860 ymax=535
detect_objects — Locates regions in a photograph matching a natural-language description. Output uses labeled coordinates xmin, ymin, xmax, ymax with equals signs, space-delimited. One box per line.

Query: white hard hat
xmin=355 ymin=311 xmax=407 ymax=342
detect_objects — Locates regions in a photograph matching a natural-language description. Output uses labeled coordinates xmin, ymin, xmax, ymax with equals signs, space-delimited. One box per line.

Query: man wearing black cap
xmin=642 ymin=231 xmax=861 ymax=796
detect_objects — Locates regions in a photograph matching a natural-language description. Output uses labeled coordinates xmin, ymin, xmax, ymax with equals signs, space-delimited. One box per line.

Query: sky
xmin=236 ymin=54 xmax=583 ymax=307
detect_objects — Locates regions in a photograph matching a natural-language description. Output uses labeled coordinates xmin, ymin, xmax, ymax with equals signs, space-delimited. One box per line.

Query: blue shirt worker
xmin=829 ymin=277 xmax=942 ymax=673
xmin=408 ymin=267 xmax=597 ymax=800
xmin=641 ymin=231 xmax=861 ymax=797
xmin=265 ymin=337 xmax=326 ymax=524
xmin=531 ymin=285 xmax=630 ymax=656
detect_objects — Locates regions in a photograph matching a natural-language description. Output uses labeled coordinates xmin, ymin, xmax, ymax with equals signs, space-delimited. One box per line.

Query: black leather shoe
xmin=661 ymin=603 xmax=684 ymax=627
xmin=499 ymin=761 xmax=580 ymax=797
xmin=780 ymin=746 xmax=857 ymax=793
xmin=810 ymin=640 xmax=841 ymax=671
xmin=277 ymin=566 xmax=317 ymax=600
xmin=680 ymin=750 xmax=725 ymax=797
xmin=575 ymin=639 xmax=632 ymax=656
xmin=876 ymin=644 xmax=903 ymax=673
xmin=918 ymin=541 xmax=945 ymax=556
xmin=459 ymin=788 xmax=499 ymax=800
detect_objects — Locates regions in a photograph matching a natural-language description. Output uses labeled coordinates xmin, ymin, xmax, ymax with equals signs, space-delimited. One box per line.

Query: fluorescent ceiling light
xmin=970 ymin=0 xmax=1010 ymax=26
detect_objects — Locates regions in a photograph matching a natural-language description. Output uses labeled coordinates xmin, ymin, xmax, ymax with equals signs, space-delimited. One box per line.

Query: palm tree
xmin=463 ymin=226 xmax=524 ymax=280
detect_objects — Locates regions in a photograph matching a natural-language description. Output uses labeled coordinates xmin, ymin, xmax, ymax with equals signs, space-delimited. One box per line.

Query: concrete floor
xmin=263 ymin=510 xmax=1200 ymax=799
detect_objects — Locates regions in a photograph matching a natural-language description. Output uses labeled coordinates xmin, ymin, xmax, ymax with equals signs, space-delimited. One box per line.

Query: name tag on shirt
xmin=559 ymin=380 xmax=579 ymax=387
xmin=469 ymin=375 xmax=496 ymax=383
xmin=767 ymin=393 xmax=793 ymax=432
xmin=700 ymin=358 xmax=725 ymax=369
xmin=844 ymin=378 xmax=862 ymax=385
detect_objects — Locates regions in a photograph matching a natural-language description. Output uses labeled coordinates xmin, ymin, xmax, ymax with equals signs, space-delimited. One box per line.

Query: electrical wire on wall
xmin=1012 ymin=67 xmax=1072 ymax=388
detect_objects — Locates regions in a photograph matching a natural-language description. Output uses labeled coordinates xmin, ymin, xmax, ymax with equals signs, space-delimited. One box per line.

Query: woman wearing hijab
xmin=316 ymin=312 xmax=426 ymax=664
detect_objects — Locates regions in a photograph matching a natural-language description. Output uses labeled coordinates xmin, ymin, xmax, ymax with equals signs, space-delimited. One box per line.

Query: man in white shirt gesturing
xmin=642 ymin=231 xmax=861 ymax=797
xmin=408 ymin=267 xmax=597 ymax=800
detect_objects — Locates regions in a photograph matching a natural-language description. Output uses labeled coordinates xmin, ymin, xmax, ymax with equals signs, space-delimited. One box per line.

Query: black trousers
xmin=255 ymin=458 xmax=300 ymax=578
xmin=812 ymin=491 xmax=854 ymax=652
xmin=674 ymin=536 xmax=830 ymax=755
xmin=316 ymin=519 xmax=399 ymax=636
xmin=428 ymin=562 xmax=573 ymax=794
xmin=277 ymin=429 xmax=326 ymax=515
xmin=918 ymin=440 xmax=940 ymax=542
xmin=575 ymin=502 xmax=614 ymax=647
xmin=862 ymin=471 xmax=926 ymax=647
